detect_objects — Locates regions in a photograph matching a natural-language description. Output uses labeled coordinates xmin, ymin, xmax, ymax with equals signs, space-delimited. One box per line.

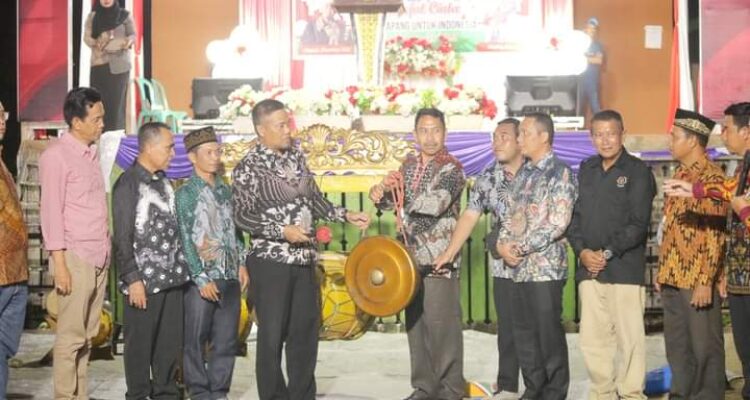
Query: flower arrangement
xmin=219 ymin=83 xmax=496 ymax=120
xmin=383 ymin=35 xmax=459 ymax=81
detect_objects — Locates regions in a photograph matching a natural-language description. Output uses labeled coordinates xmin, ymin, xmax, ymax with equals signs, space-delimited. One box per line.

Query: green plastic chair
xmin=135 ymin=78 xmax=187 ymax=133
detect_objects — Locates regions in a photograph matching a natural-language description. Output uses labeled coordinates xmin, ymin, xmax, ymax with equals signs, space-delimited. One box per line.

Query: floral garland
xmin=219 ymin=83 xmax=496 ymax=120
xmin=383 ymin=35 xmax=459 ymax=81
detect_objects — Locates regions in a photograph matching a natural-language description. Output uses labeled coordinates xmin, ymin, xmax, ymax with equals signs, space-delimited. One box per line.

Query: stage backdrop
xmin=700 ymin=0 xmax=750 ymax=119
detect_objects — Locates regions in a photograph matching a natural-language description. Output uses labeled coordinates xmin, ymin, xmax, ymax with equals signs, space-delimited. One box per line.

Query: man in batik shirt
xmin=657 ymin=108 xmax=727 ymax=399
xmin=434 ymin=118 xmax=524 ymax=398
xmin=664 ymin=102 xmax=750 ymax=397
xmin=496 ymin=112 xmax=577 ymax=400
xmin=176 ymin=127 xmax=249 ymax=400
xmin=370 ymin=108 xmax=466 ymax=400
xmin=232 ymin=99 xmax=370 ymax=400
xmin=0 ymin=100 xmax=28 ymax=399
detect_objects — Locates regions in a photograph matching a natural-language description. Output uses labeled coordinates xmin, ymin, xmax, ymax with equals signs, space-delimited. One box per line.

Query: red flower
xmin=346 ymin=85 xmax=359 ymax=95
xmin=324 ymin=90 xmax=333 ymax=99
xmin=397 ymin=64 xmax=409 ymax=73
xmin=481 ymin=97 xmax=498 ymax=119
xmin=443 ymin=88 xmax=459 ymax=100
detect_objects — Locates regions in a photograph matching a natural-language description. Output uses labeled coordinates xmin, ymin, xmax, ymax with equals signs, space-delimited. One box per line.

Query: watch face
xmin=603 ymin=250 xmax=613 ymax=260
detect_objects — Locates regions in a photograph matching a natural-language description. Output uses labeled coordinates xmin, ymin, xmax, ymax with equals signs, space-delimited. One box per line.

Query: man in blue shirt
xmin=581 ymin=17 xmax=604 ymax=116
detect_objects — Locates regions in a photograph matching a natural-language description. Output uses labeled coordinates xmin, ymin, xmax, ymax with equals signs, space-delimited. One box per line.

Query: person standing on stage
xmin=580 ymin=17 xmax=604 ymax=116
xmin=0 ymin=100 xmax=29 ymax=399
xmin=657 ymin=108 xmax=726 ymax=399
xmin=177 ymin=126 xmax=248 ymax=400
xmin=232 ymin=99 xmax=370 ymax=400
xmin=496 ymin=112 xmax=577 ymax=400
xmin=433 ymin=118 xmax=524 ymax=399
xmin=664 ymin=102 xmax=750 ymax=397
xmin=369 ymin=108 xmax=467 ymax=400
xmin=40 ymin=87 xmax=110 ymax=399
xmin=566 ymin=110 xmax=656 ymax=399
xmin=113 ymin=122 xmax=190 ymax=400
xmin=84 ymin=0 xmax=135 ymax=132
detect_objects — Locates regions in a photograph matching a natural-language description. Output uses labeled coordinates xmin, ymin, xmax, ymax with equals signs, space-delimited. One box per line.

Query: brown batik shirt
xmin=657 ymin=156 xmax=727 ymax=289
xmin=0 ymin=160 xmax=28 ymax=285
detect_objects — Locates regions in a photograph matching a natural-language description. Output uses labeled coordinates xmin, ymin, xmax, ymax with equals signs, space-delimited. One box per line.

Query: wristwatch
xmin=602 ymin=249 xmax=614 ymax=261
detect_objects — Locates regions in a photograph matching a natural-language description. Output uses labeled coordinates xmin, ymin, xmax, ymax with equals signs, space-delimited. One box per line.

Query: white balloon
xmin=206 ymin=40 xmax=228 ymax=64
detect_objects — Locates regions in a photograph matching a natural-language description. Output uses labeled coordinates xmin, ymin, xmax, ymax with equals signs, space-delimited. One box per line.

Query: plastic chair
xmin=134 ymin=78 xmax=187 ymax=133
xmin=151 ymin=79 xmax=187 ymax=131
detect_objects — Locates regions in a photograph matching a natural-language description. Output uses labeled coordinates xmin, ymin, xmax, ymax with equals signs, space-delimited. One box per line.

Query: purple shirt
xmin=40 ymin=133 xmax=110 ymax=268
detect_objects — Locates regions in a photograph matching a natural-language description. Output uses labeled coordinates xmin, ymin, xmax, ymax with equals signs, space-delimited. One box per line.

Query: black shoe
xmin=403 ymin=389 xmax=432 ymax=400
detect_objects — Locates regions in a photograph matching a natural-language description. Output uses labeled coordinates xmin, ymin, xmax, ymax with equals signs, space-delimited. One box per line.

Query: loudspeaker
xmin=191 ymin=78 xmax=263 ymax=119
xmin=506 ymin=76 xmax=578 ymax=117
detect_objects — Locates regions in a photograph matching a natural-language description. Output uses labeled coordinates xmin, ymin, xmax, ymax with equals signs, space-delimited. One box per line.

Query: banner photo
xmin=700 ymin=0 xmax=750 ymax=119
xmin=293 ymin=0 xmax=356 ymax=57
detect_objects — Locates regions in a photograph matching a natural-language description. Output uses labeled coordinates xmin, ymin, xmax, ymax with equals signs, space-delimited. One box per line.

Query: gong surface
xmin=344 ymin=236 xmax=418 ymax=317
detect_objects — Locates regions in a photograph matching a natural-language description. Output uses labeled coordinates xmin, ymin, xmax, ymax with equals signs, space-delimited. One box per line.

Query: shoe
xmin=491 ymin=391 xmax=519 ymax=400
xmin=403 ymin=389 xmax=432 ymax=400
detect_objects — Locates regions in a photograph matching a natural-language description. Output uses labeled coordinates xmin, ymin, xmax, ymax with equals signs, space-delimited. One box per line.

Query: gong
xmin=344 ymin=235 xmax=419 ymax=317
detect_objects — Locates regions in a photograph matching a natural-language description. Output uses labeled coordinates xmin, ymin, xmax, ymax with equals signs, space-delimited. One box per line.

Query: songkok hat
xmin=184 ymin=126 xmax=217 ymax=152
xmin=673 ymin=108 xmax=716 ymax=137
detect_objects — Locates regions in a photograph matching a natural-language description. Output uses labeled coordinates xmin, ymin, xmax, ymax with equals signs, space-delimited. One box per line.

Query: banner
xmin=291 ymin=0 xmax=572 ymax=58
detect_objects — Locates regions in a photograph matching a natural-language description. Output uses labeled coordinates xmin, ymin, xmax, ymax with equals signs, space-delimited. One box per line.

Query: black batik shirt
xmin=232 ymin=144 xmax=347 ymax=266
xmin=113 ymin=162 xmax=190 ymax=294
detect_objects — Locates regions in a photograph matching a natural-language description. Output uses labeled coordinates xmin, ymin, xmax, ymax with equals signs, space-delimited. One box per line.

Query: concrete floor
xmin=5 ymin=329 xmax=746 ymax=399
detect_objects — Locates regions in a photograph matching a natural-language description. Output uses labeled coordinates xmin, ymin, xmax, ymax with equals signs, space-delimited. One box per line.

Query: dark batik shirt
xmin=113 ymin=162 xmax=190 ymax=294
xmin=378 ymin=148 xmax=466 ymax=279
xmin=232 ymin=144 xmax=347 ymax=266
xmin=176 ymin=174 xmax=243 ymax=288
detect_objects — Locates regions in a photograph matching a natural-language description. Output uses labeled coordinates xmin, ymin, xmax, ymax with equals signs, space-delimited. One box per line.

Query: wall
xmin=152 ymin=0 xmax=239 ymax=117
xmin=574 ymin=0 xmax=673 ymax=134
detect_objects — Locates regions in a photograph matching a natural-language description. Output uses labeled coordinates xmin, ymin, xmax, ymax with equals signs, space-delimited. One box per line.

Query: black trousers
xmin=662 ymin=286 xmax=724 ymax=400
xmin=405 ymin=276 xmax=465 ymax=400
xmin=247 ymin=254 xmax=320 ymax=400
xmin=493 ymin=277 xmax=519 ymax=393
xmin=511 ymin=280 xmax=569 ymax=400
xmin=90 ymin=64 xmax=128 ymax=132
xmin=123 ymin=286 xmax=184 ymax=400
xmin=183 ymin=280 xmax=241 ymax=400
xmin=730 ymin=294 xmax=750 ymax=399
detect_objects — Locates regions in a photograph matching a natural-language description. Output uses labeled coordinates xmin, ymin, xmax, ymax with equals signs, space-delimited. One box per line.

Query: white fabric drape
xmin=241 ymin=0 xmax=293 ymax=87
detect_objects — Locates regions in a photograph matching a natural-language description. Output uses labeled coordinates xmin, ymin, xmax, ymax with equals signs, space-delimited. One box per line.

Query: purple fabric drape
xmin=114 ymin=132 xmax=723 ymax=179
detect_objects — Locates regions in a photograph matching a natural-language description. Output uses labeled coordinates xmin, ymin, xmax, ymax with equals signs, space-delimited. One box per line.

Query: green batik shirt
xmin=176 ymin=174 xmax=244 ymax=288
